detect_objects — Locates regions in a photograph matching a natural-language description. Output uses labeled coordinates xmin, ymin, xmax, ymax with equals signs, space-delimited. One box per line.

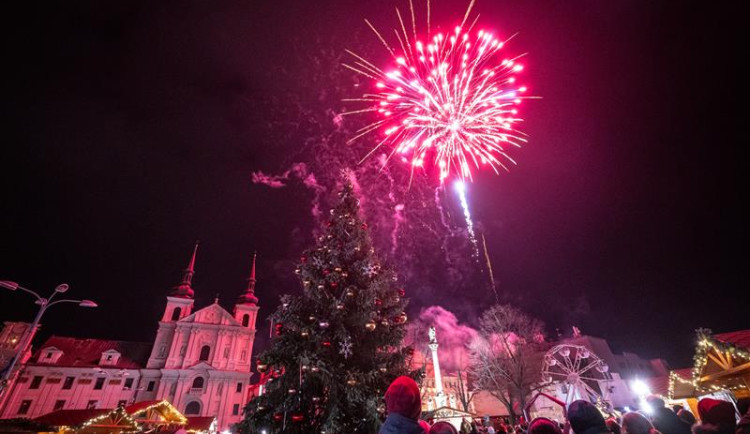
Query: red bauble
xmin=330 ymin=282 xmax=339 ymax=288
xmin=327 ymin=220 xmax=334 ymax=227
xmin=322 ymin=341 xmax=332 ymax=347
xmin=291 ymin=413 xmax=305 ymax=423
xmin=323 ymin=269 xmax=331 ymax=275
xmin=398 ymin=288 xmax=406 ymax=297
xmin=361 ymin=223 xmax=368 ymax=229
xmin=406 ymin=347 xmax=415 ymax=356
xmin=273 ymin=413 xmax=283 ymax=422
xmin=374 ymin=298 xmax=383 ymax=307
xmin=275 ymin=323 xmax=283 ymax=330
xmin=300 ymin=256 xmax=307 ymax=263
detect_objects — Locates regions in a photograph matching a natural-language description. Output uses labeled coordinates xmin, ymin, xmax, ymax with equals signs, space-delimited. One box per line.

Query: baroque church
xmin=0 ymin=243 xmax=260 ymax=431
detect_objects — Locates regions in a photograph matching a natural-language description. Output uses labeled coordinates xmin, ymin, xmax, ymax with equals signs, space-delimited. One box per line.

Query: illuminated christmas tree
xmin=239 ymin=182 xmax=413 ymax=433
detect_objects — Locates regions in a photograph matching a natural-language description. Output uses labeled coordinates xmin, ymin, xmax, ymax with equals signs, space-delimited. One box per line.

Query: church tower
xmin=233 ymin=252 xmax=260 ymax=329
xmin=147 ymin=242 xmax=199 ymax=368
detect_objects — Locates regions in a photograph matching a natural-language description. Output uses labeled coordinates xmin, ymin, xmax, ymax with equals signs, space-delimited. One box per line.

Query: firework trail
xmin=454 ymin=180 xmax=479 ymax=256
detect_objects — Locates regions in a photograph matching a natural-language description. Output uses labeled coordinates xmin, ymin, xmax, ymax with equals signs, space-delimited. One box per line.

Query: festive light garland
xmin=76 ymin=407 xmax=140 ymax=432
xmin=668 ymin=329 xmax=750 ymax=399
xmin=130 ymin=399 xmax=188 ymax=425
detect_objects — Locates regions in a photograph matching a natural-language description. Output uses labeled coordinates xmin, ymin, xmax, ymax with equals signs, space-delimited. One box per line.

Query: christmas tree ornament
xmin=380 ymin=319 xmax=389 ymax=327
xmin=379 ymin=366 xmax=387 ymax=373
xmin=394 ymin=312 xmax=408 ymax=324
xmin=339 ymin=336 xmax=354 ymax=359
xmin=334 ymin=267 xmax=342 ymax=273
xmin=342 ymin=271 xmax=349 ymax=278
xmin=303 ymin=280 xmax=311 ymax=287
xmin=317 ymin=284 xmax=325 ymax=290
xmin=323 ymin=269 xmax=331 ymax=275
xmin=345 ymin=288 xmax=355 ymax=297
xmin=318 ymin=321 xmax=330 ymax=329
xmin=330 ymin=281 xmax=339 ymax=288
xmin=365 ymin=321 xmax=377 ymax=331
xmin=273 ymin=413 xmax=283 ymax=422
xmin=336 ymin=303 xmax=345 ymax=310
xmin=311 ymin=366 xmax=320 ymax=373
xmin=288 ymin=388 xmax=297 ymax=395
xmin=301 ymin=364 xmax=310 ymax=371
xmin=292 ymin=413 xmax=305 ymax=423
xmin=300 ymin=255 xmax=307 ymax=263
xmin=322 ymin=341 xmax=331 ymax=347
xmin=308 ymin=315 xmax=316 ymax=322
xmin=374 ymin=298 xmax=383 ymax=307
xmin=347 ymin=378 xmax=358 ymax=386
xmin=301 ymin=329 xmax=310 ymax=338
xmin=257 ymin=362 xmax=268 ymax=373
xmin=398 ymin=289 xmax=406 ymax=297
xmin=294 ymin=268 xmax=301 ymax=274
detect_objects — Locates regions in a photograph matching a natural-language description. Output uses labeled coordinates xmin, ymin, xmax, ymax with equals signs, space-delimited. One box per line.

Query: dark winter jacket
xmin=379 ymin=413 xmax=427 ymax=434
xmin=651 ymin=407 xmax=692 ymax=434
xmin=736 ymin=414 xmax=750 ymax=434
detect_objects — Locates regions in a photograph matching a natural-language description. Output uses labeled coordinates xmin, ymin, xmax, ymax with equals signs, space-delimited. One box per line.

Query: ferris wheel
xmin=541 ymin=344 xmax=612 ymax=405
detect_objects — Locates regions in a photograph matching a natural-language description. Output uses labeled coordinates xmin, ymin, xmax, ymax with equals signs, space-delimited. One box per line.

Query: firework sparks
xmin=344 ymin=2 xmax=529 ymax=184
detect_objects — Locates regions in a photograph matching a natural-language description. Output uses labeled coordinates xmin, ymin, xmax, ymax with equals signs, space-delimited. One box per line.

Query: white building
xmin=0 ymin=244 xmax=261 ymax=432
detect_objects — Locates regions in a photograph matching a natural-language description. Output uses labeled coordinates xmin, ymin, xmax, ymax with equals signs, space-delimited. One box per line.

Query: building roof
xmin=34 ymin=409 xmax=111 ymax=427
xmin=186 ymin=416 xmax=216 ymax=431
xmin=31 ymin=336 xmax=152 ymax=369
xmin=714 ymin=329 xmax=750 ymax=350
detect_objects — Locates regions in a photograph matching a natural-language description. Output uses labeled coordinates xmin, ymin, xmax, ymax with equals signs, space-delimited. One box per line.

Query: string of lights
xmin=667 ymin=329 xmax=750 ymax=399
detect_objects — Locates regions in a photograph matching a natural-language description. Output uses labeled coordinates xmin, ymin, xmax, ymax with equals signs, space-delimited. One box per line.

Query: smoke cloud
xmin=407 ymin=305 xmax=479 ymax=373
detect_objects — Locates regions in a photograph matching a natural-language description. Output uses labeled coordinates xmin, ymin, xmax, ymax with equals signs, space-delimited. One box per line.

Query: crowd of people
xmin=378 ymin=376 xmax=750 ymax=434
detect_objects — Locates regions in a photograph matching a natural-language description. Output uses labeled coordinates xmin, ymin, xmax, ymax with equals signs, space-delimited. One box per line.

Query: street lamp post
xmin=0 ymin=280 xmax=97 ymax=395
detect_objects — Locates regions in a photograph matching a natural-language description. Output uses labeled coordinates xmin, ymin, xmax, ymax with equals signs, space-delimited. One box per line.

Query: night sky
xmin=1 ymin=1 xmax=743 ymax=369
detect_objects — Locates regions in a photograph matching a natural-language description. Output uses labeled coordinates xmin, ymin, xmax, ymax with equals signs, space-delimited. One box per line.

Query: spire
xmin=170 ymin=241 xmax=199 ymax=299
xmin=237 ymin=252 xmax=259 ymax=305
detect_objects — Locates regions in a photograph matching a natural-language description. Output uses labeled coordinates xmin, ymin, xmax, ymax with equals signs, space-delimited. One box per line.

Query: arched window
xmin=199 ymin=345 xmax=210 ymax=361
xmin=171 ymin=307 xmax=181 ymax=321
xmin=192 ymin=377 xmax=204 ymax=389
xmin=242 ymin=314 xmax=250 ymax=327
xmin=185 ymin=401 xmax=201 ymax=415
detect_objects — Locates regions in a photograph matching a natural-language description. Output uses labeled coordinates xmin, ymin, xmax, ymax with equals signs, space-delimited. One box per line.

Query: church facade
xmin=0 ymin=244 xmax=261 ymax=431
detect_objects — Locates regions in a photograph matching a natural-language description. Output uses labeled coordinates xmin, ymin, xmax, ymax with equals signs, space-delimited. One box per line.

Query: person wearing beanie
xmin=528 ymin=417 xmax=563 ymax=434
xmin=607 ymin=418 xmax=622 ymax=434
xmin=696 ymin=398 xmax=736 ymax=434
xmin=646 ymin=395 xmax=691 ymax=434
xmin=430 ymin=421 xmax=460 ymax=434
xmin=379 ymin=376 xmax=427 ymax=434
xmin=567 ymin=400 xmax=611 ymax=434
xmin=677 ymin=409 xmax=696 ymax=427
xmin=736 ymin=398 xmax=750 ymax=434
xmin=622 ymin=412 xmax=659 ymax=434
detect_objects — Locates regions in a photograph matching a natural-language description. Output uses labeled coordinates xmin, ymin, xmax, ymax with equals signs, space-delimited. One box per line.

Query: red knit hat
xmin=698 ymin=398 xmax=736 ymax=428
xmin=385 ymin=376 xmax=422 ymax=420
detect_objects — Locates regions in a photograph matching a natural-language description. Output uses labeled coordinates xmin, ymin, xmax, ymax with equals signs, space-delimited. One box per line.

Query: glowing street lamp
xmin=0 ymin=280 xmax=97 ymax=395
xmin=631 ymin=379 xmax=652 ymax=413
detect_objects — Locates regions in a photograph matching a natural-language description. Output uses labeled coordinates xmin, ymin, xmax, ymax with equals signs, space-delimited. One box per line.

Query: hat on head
xmin=568 ymin=400 xmax=606 ymax=434
xmin=698 ymin=398 xmax=736 ymax=429
xmin=385 ymin=376 xmax=422 ymax=420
